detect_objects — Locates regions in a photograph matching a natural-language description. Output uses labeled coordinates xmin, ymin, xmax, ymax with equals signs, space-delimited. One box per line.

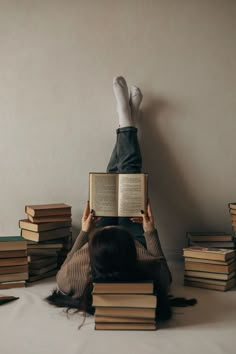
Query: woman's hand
xmin=130 ymin=201 xmax=155 ymax=233
xmin=81 ymin=201 xmax=100 ymax=232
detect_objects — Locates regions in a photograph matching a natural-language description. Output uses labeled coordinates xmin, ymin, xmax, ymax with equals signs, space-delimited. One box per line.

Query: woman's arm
xmin=59 ymin=201 xmax=98 ymax=268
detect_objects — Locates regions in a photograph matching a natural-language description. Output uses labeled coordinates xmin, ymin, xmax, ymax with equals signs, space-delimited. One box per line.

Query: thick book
xmin=19 ymin=219 xmax=72 ymax=232
xmin=0 ymin=250 xmax=27 ymax=258
xmin=93 ymin=282 xmax=154 ymax=294
xmin=95 ymin=322 xmax=157 ymax=330
xmin=25 ymin=203 xmax=71 ymax=217
xmin=184 ymin=276 xmax=235 ymax=286
xmin=21 ymin=227 xmax=71 ymax=242
xmin=95 ymin=316 xmax=155 ymax=323
xmin=229 ymin=203 xmax=236 ymax=210
xmin=27 ymin=243 xmax=63 ymax=249
xmin=0 ymin=265 xmax=28 ymax=275
xmin=28 ymin=215 xmax=72 ymax=224
xmin=188 ymin=241 xmax=235 ymax=248
xmin=186 ymin=232 xmax=233 ymax=242
xmin=29 ymin=263 xmax=57 ymax=276
xmin=92 ymin=294 xmax=157 ymax=308
xmin=0 ymin=280 xmax=26 ymax=289
xmin=89 ymin=173 xmax=148 ymax=217
xmin=0 ymin=237 xmax=27 ymax=251
xmin=184 ymin=257 xmax=235 ymax=266
xmin=0 ymin=272 xmax=28 ymax=282
xmin=0 ymin=257 xmax=28 ymax=267
xmin=183 ymin=247 xmax=235 ymax=261
xmin=27 ymin=269 xmax=57 ymax=282
xmin=29 ymin=257 xmax=58 ymax=269
xmin=184 ymin=270 xmax=235 ymax=281
xmin=184 ymin=278 xmax=235 ymax=291
xmin=184 ymin=261 xmax=235 ymax=274
xmin=27 ymin=249 xmax=60 ymax=256
xmin=95 ymin=307 xmax=156 ymax=319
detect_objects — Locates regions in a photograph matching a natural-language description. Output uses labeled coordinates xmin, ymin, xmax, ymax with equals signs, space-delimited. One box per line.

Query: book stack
xmin=0 ymin=236 xmax=28 ymax=289
xmin=183 ymin=247 xmax=236 ymax=291
xmin=229 ymin=203 xmax=236 ymax=240
xmin=186 ymin=232 xmax=235 ymax=249
xmin=19 ymin=203 xmax=72 ymax=282
xmin=92 ymin=282 xmax=157 ymax=330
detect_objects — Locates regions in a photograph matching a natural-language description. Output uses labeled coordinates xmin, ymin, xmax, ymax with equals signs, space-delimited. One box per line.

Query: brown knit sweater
xmin=56 ymin=229 xmax=171 ymax=298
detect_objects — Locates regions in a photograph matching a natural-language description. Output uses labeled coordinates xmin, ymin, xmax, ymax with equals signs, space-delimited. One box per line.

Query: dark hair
xmin=46 ymin=226 xmax=195 ymax=323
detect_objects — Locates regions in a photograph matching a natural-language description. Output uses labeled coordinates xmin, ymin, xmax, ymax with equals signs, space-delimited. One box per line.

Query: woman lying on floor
xmin=46 ymin=76 xmax=194 ymax=321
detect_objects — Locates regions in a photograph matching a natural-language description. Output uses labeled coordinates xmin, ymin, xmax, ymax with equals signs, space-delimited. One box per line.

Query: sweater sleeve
xmin=136 ymin=229 xmax=172 ymax=286
xmin=60 ymin=230 xmax=89 ymax=266
xmin=143 ymin=229 xmax=165 ymax=258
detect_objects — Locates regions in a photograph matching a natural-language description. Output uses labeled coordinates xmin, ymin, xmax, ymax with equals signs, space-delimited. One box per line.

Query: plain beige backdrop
xmin=0 ymin=0 xmax=235 ymax=257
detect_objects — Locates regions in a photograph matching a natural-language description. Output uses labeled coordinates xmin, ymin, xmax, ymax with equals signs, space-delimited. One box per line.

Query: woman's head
xmin=88 ymin=226 xmax=137 ymax=282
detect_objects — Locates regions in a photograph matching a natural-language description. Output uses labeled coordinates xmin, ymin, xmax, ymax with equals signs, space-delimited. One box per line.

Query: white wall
xmin=0 ymin=0 xmax=235 ymax=257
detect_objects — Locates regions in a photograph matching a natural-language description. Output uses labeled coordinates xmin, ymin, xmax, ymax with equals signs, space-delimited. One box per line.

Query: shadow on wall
xmin=138 ymin=95 xmax=207 ymax=251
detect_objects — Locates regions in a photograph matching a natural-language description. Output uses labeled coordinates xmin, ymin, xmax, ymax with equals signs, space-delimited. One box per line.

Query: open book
xmin=89 ymin=173 xmax=148 ymax=217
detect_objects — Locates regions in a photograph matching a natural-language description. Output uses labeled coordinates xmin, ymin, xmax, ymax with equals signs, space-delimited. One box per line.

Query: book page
xmin=118 ymin=174 xmax=147 ymax=217
xmin=89 ymin=174 xmax=118 ymax=216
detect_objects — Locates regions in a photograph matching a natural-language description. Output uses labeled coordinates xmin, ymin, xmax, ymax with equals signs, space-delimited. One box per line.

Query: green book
xmin=0 ymin=236 xmax=27 ymax=251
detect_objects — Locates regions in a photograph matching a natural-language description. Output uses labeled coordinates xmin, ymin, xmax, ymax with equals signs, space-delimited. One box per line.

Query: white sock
xmin=113 ymin=76 xmax=134 ymax=127
xmin=130 ymin=86 xmax=143 ymax=121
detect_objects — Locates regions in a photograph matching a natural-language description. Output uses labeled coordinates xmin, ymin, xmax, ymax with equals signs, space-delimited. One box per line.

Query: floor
xmin=0 ymin=261 xmax=235 ymax=354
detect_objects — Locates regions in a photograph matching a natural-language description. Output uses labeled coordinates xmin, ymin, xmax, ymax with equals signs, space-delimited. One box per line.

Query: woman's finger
xmin=82 ymin=201 xmax=90 ymax=219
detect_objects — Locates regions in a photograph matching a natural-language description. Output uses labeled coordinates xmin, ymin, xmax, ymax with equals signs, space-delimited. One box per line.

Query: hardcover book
xmin=89 ymin=173 xmax=148 ymax=217
xmin=25 ymin=203 xmax=71 ymax=217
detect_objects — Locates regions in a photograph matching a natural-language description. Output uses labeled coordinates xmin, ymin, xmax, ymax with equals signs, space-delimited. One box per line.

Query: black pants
xmin=96 ymin=127 xmax=146 ymax=246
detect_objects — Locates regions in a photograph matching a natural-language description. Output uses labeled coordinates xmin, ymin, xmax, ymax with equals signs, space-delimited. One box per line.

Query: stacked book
xmin=186 ymin=231 xmax=235 ymax=249
xmin=19 ymin=203 xmax=72 ymax=282
xmin=229 ymin=202 xmax=236 ymax=239
xmin=92 ymin=282 xmax=157 ymax=330
xmin=0 ymin=236 xmax=28 ymax=289
xmin=183 ymin=247 xmax=236 ymax=291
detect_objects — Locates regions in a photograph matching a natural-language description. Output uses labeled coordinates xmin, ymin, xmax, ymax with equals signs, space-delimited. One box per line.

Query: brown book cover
xmin=0 ymin=250 xmax=27 ymax=258
xmin=184 ymin=270 xmax=235 ymax=280
xmin=0 ymin=272 xmax=28 ymax=282
xmin=27 ymin=249 xmax=60 ymax=256
xmin=183 ymin=247 xmax=235 ymax=261
xmin=95 ymin=322 xmax=157 ymax=330
xmin=28 ymin=215 xmax=72 ymax=224
xmin=92 ymin=294 xmax=157 ymax=308
xmin=184 ymin=261 xmax=235 ymax=274
xmin=229 ymin=203 xmax=236 ymax=210
xmin=19 ymin=219 xmax=72 ymax=232
xmin=0 ymin=281 xmax=26 ymax=290
xmin=0 ymin=237 xmax=27 ymax=251
xmin=29 ymin=263 xmax=58 ymax=275
xmin=27 ymin=269 xmax=57 ymax=282
xmin=93 ymin=282 xmax=154 ymax=294
xmin=29 ymin=257 xmax=58 ymax=268
xmin=22 ymin=227 xmax=71 ymax=242
xmin=186 ymin=232 xmax=233 ymax=242
xmin=184 ymin=278 xmax=235 ymax=291
xmin=95 ymin=316 xmax=155 ymax=323
xmin=184 ymin=257 xmax=235 ymax=266
xmin=0 ymin=257 xmax=28 ymax=267
xmin=95 ymin=307 xmax=156 ymax=319
xmin=25 ymin=203 xmax=71 ymax=217
xmin=0 ymin=265 xmax=28 ymax=275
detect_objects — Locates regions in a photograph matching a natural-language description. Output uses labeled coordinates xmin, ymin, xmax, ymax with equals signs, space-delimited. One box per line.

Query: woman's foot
xmin=130 ymin=86 xmax=143 ymax=121
xmin=113 ymin=76 xmax=134 ymax=127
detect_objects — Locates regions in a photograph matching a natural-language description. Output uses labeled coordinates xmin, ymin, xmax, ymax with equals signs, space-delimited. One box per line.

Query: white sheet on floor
xmin=0 ymin=262 xmax=235 ymax=354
